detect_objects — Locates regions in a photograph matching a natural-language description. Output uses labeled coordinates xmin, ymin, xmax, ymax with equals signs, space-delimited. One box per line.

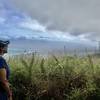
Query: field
xmin=8 ymin=53 xmax=100 ymax=100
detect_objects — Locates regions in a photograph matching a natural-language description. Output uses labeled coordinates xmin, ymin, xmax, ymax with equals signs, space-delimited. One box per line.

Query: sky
xmin=0 ymin=0 xmax=99 ymax=44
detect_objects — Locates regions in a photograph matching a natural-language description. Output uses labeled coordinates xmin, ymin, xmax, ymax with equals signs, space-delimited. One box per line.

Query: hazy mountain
xmin=8 ymin=38 xmax=96 ymax=55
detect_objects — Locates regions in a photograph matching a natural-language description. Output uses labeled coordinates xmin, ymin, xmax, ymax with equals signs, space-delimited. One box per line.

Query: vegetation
xmin=8 ymin=53 xmax=100 ymax=100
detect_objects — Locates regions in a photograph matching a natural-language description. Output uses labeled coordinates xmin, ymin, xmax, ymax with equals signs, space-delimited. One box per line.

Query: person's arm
xmin=0 ymin=68 xmax=12 ymax=99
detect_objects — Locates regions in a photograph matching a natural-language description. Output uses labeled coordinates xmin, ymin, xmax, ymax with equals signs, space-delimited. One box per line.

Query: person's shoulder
xmin=0 ymin=56 xmax=5 ymax=62
xmin=0 ymin=56 xmax=6 ymax=69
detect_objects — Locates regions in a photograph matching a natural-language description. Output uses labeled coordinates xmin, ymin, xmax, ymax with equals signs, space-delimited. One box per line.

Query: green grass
xmin=8 ymin=54 xmax=100 ymax=100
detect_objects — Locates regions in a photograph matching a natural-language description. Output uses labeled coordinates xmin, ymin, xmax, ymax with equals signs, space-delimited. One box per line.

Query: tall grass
xmin=8 ymin=53 xmax=100 ymax=100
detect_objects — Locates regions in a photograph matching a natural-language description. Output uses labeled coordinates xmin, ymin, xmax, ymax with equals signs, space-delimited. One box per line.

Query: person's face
xmin=3 ymin=45 xmax=8 ymax=53
xmin=0 ymin=45 xmax=8 ymax=54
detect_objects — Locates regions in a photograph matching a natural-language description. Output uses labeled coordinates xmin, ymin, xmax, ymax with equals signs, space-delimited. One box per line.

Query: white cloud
xmin=19 ymin=17 xmax=46 ymax=32
xmin=18 ymin=16 xmax=79 ymax=42
xmin=0 ymin=17 xmax=5 ymax=23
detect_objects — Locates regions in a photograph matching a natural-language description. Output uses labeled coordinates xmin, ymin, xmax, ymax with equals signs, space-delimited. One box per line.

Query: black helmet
xmin=0 ymin=40 xmax=10 ymax=48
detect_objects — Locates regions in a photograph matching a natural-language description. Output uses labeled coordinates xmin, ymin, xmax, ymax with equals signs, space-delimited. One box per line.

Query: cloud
xmin=0 ymin=0 xmax=98 ymax=44
xmin=0 ymin=17 xmax=5 ymax=23
xmin=0 ymin=0 xmax=70 ymax=41
xmin=9 ymin=0 xmax=100 ymax=40
xmin=19 ymin=17 xmax=46 ymax=32
xmin=84 ymin=32 xmax=100 ymax=41
xmin=0 ymin=0 xmax=80 ymax=43
xmin=18 ymin=17 xmax=94 ymax=42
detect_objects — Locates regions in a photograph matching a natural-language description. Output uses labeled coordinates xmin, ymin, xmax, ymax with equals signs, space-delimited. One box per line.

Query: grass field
xmin=8 ymin=53 xmax=100 ymax=100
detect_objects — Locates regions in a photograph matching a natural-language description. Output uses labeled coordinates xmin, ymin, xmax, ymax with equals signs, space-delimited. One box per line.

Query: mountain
xmin=8 ymin=38 xmax=96 ymax=55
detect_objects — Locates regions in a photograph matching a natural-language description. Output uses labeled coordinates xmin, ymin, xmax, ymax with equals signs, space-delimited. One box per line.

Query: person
xmin=0 ymin=40 xmax=12 ymax=100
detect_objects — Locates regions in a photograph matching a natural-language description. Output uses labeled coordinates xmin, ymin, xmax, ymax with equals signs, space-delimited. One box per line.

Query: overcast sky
xmin=9 ymin=0 xmax=100 ymax=41
xmin=0 ymin=0 xmax=100 ymax=44
xmin=0 ymin=0 xmax=73 ymax=42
